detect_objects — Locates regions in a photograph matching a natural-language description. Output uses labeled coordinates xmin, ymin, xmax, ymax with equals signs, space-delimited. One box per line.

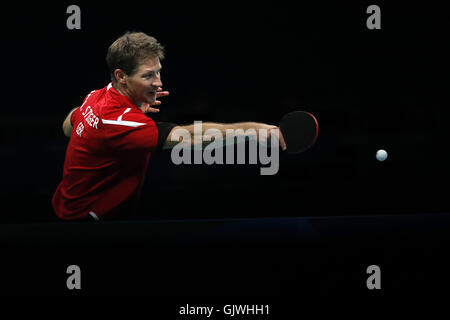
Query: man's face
xmin=125 ymin=57 xmax=162 ymax=105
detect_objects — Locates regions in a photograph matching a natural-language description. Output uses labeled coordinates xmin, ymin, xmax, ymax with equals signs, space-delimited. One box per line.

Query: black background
xmin=0 ymin=0 xmax=450 ymax=311
xmin=2 ymin=1 xmax=449 ymax=222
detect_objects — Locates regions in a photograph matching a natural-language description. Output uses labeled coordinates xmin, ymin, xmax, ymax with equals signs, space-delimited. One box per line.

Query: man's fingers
xmin=268 ymin=127 xmax=287 ymax=151
xmin=144 ymin=107 xmax=160 ymax=113
xmin=156 ymin=91 xmax=169 ymax=97
xmin=279 ymin=129 xmax=287 ymax=151
xmin=140 ymin=102 xmax=160 ymax=113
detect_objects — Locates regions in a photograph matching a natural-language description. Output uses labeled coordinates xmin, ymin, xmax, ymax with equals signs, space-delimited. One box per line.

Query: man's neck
xmin=112 ymin=82 xmax=140 ymax=106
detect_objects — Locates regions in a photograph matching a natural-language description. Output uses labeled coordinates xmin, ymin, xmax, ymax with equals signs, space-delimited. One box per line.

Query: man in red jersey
xmin=52 ymin=32 xmax=286 ymax=221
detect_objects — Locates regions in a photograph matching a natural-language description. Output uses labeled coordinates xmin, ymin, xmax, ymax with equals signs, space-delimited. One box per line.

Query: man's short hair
xmin=106 ymin=31 xmax=165 ymax=82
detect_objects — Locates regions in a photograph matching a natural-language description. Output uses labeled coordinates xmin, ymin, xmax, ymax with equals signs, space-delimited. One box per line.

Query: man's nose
xmin=152 ymin=74 xmax=162 ymax=88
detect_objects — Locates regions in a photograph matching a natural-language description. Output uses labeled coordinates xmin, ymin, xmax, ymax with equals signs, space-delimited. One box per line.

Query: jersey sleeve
xmin=103 ymin=109 xmax=160 ymax=152
xmin=71 ymin=107 xmax=81 ymax=125
xmin=72 ymin=89 xmax=97 ymax=126
xmin=155 ymin=122 xmax=177 ymax=151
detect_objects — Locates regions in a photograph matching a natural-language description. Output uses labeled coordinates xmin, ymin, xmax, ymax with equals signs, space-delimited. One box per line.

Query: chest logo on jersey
xmin=81 ymin=106 xmax=100 ymax=129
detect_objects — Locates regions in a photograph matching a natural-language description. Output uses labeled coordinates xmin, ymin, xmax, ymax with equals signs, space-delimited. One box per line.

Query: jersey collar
xmin=107 ymin=82 xmax=141 ymax=110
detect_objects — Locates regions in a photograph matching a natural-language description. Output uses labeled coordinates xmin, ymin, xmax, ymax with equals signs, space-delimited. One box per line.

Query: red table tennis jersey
xmin=52 ymin=83 xmax=161 ymax=220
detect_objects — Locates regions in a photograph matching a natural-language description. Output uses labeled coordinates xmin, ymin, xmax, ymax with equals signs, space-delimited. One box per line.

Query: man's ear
xmin=114 ymin=69 xmax=127 ymax=85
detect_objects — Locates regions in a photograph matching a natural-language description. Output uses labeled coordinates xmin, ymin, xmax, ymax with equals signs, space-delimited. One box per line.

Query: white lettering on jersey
xmin=81 ymin=106 xmax=100 ymax=129
xmin=76 ymin=122 xmax=84 ymax=136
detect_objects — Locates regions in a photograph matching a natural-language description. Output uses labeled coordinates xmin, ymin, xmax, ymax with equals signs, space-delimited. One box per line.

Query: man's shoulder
xmin=88 ymin=85 xmax=127 ymax=118
xmin=98 ymin=101 xmax=126 ymax=118
xmin=81 ymin=83 xmax=153 ymax=125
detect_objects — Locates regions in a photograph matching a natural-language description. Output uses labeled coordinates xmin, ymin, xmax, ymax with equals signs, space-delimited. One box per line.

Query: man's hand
xmin=140 ymin=87 xmax=169 ymax=114
xmin=259 ymin=124 xmax=287 ymax=151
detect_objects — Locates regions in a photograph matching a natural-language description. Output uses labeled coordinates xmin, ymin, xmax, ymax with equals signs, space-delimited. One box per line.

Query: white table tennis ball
xmin=376 ymin=149 xmax=388 ymax=161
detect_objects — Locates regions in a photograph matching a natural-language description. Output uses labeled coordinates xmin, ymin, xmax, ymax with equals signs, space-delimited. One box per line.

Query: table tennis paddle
xmin=279 ymin=111 xmax=319 ymax=154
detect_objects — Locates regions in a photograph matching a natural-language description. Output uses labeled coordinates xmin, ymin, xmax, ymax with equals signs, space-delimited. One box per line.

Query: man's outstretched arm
xmin=62 ymin=107 xmax=77 ymax=137
xmin=163 ymin=122 xmax=287 ymax=150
